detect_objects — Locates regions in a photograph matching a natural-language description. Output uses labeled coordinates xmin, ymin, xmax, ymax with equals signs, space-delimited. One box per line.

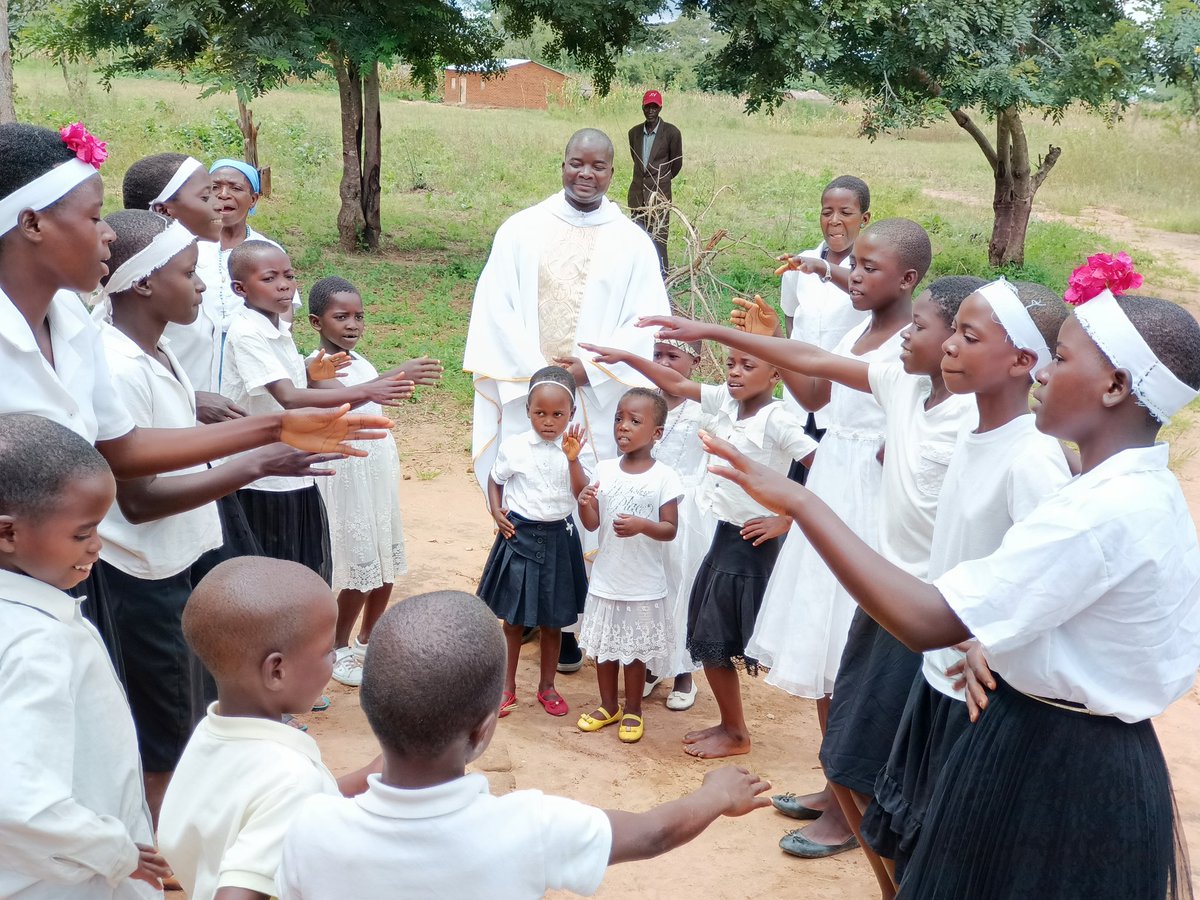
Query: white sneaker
xmin=332 ymin=646 xmax=363 ymax=687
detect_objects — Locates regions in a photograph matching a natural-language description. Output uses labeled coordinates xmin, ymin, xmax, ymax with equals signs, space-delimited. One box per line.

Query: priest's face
xmin=562 ymin=139 xmax=614 ymax=210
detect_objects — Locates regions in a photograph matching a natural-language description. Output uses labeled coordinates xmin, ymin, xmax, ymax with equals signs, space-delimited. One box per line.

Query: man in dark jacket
xmin=627 ymin=90 xmax=683 ymax=275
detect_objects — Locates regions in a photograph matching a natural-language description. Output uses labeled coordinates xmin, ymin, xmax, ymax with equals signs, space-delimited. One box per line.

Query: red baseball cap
xmin=642 ymin=90 xmax=663 ymax=108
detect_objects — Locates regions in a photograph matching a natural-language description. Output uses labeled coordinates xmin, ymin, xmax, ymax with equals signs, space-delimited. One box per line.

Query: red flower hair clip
xmin=1063 ymin=252 xmax=1143 ymax=306
xmin=59 ymin=122 xmax=108 ymax=169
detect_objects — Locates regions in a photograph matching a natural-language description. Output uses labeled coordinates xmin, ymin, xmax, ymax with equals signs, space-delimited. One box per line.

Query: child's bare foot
xmin=683 ymin=723 xmax=725 ymax=744
xmin=682 ymin=726 xmax=750 ymax=758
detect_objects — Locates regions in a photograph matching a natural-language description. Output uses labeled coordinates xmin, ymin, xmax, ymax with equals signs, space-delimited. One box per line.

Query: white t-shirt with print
xmin=588 ymin=458 xmax=684 ymax=602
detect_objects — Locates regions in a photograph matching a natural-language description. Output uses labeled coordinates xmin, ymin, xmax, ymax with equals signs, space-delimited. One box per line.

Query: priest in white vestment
xmin=464 ymin=129 xmax=670 ymax=492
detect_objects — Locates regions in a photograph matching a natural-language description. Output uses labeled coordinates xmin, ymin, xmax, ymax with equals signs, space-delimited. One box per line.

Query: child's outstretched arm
xmin=266 ymin=374 xmax=414 ymax=411
xmin=95 ymin=406 xmax=393 ymax=480
xmin=700 ymin=430 xmax=970 ymax=652
xmin=578 ymin=343 xmax=701 ymax=402
xmin=605 ymin=766 xmax=771 ymax=864
xmin=638 ymin=312 xmax=871 ymax=400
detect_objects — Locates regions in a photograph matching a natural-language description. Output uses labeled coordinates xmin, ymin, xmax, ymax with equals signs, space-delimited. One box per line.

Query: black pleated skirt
xmin=819 ymin=607 xmax=922 ymax=795
xmin=237 ymin=485 xmax=332 ymax=585
xmin=860 ymin=672 xmax=971 ymax=875
xmin=477 ymin=512 xmax=588 ymax=629
xmin=900 ymin=678 xmax=1190 ymax=899
xmin=686 ymin=520 xmax=783 ymax=673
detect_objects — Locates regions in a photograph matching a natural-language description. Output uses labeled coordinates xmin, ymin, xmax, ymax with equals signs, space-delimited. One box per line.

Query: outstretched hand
xmin=387 ymin=356 xmax=443 ymax=386
xmin=699 ymin=430 xmax=803 ymax=517
xmin=552 ymin=355 xmax=590 ymax=386
xmin=280 ymin=405 xmax=392 ymax=458
xmin=253 ymin=444 xmax=344 ymax=479
xmin=729 ymin=295 xmax=779 ymax=336
xmin=635 ymin=315 xmax=710 ymax=344
xmin=701 ymin=766 xmax=773 ymax=818
xmin=774 ymin=253 xmax=825 ymax=277
xmin=947 ymin=641 xmax=995 ymax=723
xmin=561 ymin=423 xmax=587 ymax=462
xmin=307 ymin=348 xmax=352 ymax=382
xmin=578 ymin=342 xmax=628 ymax=367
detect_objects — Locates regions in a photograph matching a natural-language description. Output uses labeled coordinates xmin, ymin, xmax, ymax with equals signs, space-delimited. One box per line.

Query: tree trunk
xmin=361 ymin=62 xmax=382 ymax=251
xmin=0 ymin=0 xmax=16 ymax=124
xmin=237 ymin=97 xmax=260 ymax=169
xmin=951 ymin=106 xmax=1060 ymax=268
xmin=333 ymin=52 xmax=365 ymax=252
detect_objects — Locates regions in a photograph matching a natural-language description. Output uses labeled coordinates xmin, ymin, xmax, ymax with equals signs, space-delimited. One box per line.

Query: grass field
xmin=14 ymin=60 xmax=1199 ymax=426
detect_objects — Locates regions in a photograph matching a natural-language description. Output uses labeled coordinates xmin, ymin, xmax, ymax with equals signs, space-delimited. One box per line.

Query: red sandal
xmin=537 ymin=689 xmax=569 ymax=717
xmin=499 ymin=691 xmax=517 ymax=718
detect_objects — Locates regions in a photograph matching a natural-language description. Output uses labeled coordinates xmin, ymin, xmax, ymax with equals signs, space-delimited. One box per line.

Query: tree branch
xmin=1031 ymin=144 xmax=1063 ymax=192
xmin=950 ymin=107 xmax=998 ymax=173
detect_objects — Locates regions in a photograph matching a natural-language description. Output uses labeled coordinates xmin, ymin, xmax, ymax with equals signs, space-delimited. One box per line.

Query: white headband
xmin=149 ymin=157 xmax=205 ymax=208
xmin=976 ymin=277 xmax=1050 ymax=376
xmin=529 ymin=378 xmax=575 ymax=400
xmin=0 ymin=157 xmax=98 ymax=238
xmin=1074 ymin=289 xmax=1198 ymax=423
xmin=102 ymin=220 xmax=197 ymax=298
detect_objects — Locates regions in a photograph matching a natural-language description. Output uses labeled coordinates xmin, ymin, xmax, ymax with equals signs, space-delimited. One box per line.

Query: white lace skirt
xmin=579 ymin=593 xmax=669 ymax=672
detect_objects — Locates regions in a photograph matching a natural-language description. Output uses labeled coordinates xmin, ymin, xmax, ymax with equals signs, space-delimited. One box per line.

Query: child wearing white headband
xmin=699 ymin=252 xmax=1200 ymax=898
xmin=477 ymin=366 xmax=593 ymax=720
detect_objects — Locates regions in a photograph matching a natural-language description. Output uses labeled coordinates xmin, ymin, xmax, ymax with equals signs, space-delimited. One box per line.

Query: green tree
xmin=63 ymin=0 xmax=502 ymax=250
xmin=1146 ymin=0 xmax=1200 ymax=123
xmin=689 ymin=0 xmax=1150 ymax=266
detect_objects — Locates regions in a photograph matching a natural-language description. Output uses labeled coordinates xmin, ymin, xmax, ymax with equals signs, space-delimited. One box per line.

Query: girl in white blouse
xmin=699 ymin=279 xmax=1200 ymax=899
xmin=582 ymin=341 xmax=815 ymax=761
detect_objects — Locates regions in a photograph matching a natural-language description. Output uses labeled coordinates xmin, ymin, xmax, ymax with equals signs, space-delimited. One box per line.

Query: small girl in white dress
xmin=577 ymin=388 xmax=683 ymax=744
xmin=306 ymin=276 xmax=410 ymax=686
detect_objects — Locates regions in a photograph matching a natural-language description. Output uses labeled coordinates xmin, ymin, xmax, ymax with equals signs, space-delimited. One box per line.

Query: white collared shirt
xmin=935 ymin=443 xmax=1200 ymax=722
xmin=97 ymin=324 xmax=222 ymax=578
xmin=0 ymin=570 xmax=156 ymax=899
xmin=697 ymin=383 xmax=817 ymax=525
xmin=0 ymin=287 xmax=135 ymax=443
xmin=220 ymin=305 xmax=312 ymax=492
xmin=277 ymin=772 xmax=612 ymax=899
xmin=780 ymin=242 xmax=867 ymax=430
xmin=491 ymin=429 xmax=586 ymax=521
xmin=158 ymin=703 xmax=339 ymax=899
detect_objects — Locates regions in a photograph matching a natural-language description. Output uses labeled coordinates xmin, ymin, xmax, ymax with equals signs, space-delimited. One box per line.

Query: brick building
xmin=443 ymin=59 xmax=569 ymax=110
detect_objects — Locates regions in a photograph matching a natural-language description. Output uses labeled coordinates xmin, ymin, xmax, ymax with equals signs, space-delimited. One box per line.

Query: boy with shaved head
xmin=158 ymin=557 xmax=380 ymax=900
xmin=278 ymin=590 xmax=773 ymax=898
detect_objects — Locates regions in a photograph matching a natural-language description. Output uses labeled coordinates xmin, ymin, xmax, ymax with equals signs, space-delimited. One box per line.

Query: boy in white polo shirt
xmin=158 ymin=556 xmax=380 ymax=899
xmin=277 ymin=590 xmax=772 ymax=899
xmin=0 ymin=413 xmax=171 ymax=898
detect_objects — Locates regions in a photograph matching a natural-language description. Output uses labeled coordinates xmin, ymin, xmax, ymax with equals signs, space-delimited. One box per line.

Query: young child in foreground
xmin=157 ymin=556 xmax=380 ymax=900
xmin=277 ymin=590 xmax=772 ymax=898
xmin=576 ymin=387 xmax=683 ymax=743
xmin=699 ymin=258 xmax=1200 ymax=898
xmin=580 ymin=341 xmax=816 ymax=759
xmin=307 ymin=275 xmax=443 ymax=686
xmin=0 ymin=414 xmax=171 ymax=897
xmin=477 ymin=366 xmax=592 ymax=719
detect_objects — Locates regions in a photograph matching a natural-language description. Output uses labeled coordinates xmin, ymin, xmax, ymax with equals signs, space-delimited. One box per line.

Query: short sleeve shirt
xmin=0 ymin=288 xmax=135 ymax=443
xmin=277 ymin=773 xmax=612 ymax=900
xmin=697 ymin=383 xmax=817 ymax=525
xmin=220 ymin=305 xmax=313 ymax=492
xmin=934 ymin=444 xmax=1200 ymax=722
xmin=588 ymin=458 xmax=684 ymax=601
xmin=158 ymin=705 xmax=339 ymax=898
xmin=491 ymin=430 xmax=587 ymax=521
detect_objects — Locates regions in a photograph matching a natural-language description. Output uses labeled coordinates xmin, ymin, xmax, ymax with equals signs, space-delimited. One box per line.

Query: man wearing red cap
xmin=627 ymin=90 xmax=683 ymax=275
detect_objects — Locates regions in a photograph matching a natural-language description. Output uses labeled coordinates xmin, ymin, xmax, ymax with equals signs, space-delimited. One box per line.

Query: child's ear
xmin=261 ymin=651 xmax=286 ymax=691
xmin=465 ymin=709 xmax=500 ymax=764
xmin=900 ymin=268 xmax=920 ymax=290
xmin=132 ymin=276 xmax=153 ymax=298
xmin=0 ymin=516 xmax=17 ymax=554
xmin=230 ymin=279 xmax=247 ymax=298
xmin=308 ymin=313 xmax=322 ymax=332
xmin=860 ymin=210 xmax=871 ymax=226
xmin=653 ymin=424 xmax=664 ymax=442
xmin=1010 ymin=348 xmax=1037 ymax=380
xmin=1103 ymin=367 xmax=1135 ymax=409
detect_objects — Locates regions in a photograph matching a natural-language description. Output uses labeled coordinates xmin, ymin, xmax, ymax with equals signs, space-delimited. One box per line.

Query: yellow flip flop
xmin=577 ymin=705 xmax=623 ymax=732
xmin=618 ymin=713 xmax=645 ymax=743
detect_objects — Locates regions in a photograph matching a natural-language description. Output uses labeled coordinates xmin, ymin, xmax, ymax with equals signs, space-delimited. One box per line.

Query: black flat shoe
xmin=771 ymin=792 xmax=822 ymax=820
xmin=779 ymin=829 xmax=860 ymax=859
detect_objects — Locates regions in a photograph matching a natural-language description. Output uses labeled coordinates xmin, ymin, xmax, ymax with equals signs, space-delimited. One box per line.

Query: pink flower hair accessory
xmin=1063 ymin=252 xmax=1143 ymax=306
xmin=59 ymin=122 xmax=108 ymax=169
